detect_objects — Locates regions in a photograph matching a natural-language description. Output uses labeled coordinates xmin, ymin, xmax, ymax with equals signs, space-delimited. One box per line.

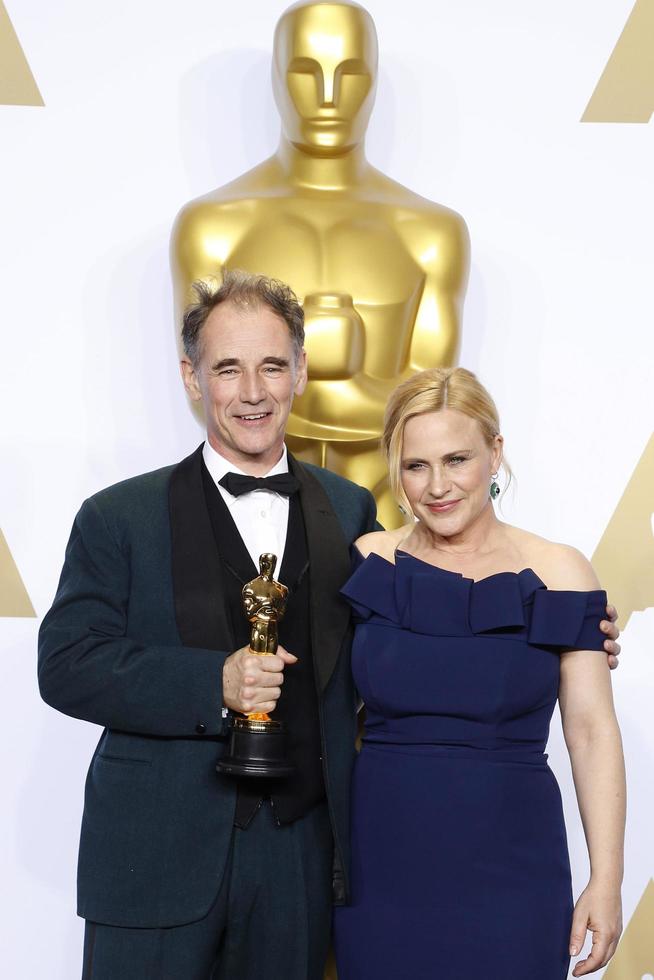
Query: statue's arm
xmin=400 ymin=209 xmax=470 ymax=372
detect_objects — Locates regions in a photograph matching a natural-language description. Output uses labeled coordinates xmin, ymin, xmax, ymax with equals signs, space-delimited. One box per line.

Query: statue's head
xmin=273 ymin=1 xmax=378 ymax=155
xmin=259 ymin=553 xmax=277 ymax=578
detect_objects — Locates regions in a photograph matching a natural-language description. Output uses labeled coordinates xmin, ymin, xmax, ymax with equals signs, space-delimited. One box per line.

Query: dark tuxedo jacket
xmin=38 ymin=446 xmax=377 ymax=929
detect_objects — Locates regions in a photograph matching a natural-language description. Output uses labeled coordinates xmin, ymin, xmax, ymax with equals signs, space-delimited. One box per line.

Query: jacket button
xmin=195 ymin=723 xmax=207 ymax=734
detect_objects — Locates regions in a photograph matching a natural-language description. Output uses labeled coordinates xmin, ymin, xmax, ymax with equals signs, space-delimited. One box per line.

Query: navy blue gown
xmin=333 ymin=549 xmax=607 ymax=980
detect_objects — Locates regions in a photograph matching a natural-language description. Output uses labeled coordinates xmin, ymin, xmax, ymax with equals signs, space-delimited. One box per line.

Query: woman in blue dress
xmin=333 ymin=367 xmax=625 ymax=980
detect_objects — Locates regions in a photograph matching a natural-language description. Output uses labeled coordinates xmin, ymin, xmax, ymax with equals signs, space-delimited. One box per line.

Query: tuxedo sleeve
xmin=38 ymin=497 xmax=228 ymax=737
xmin=365 ymin=487 xmax=384 ymax=534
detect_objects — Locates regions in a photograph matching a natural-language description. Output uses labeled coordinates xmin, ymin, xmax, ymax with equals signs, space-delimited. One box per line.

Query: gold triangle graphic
xmin=0 ymin=527 xmax=35 ymax=617
xmin=603 ymin=879 xmax=654 ymax=978
xmin=582 ymin=0 xmax=654 ymax=122
xmin=324 ymin=947 xmax=337 ymax=980
xmin=592 ymin=433 xmax=654 ymax=628
xmin=0 ymin=1 xmax=44 ymax=106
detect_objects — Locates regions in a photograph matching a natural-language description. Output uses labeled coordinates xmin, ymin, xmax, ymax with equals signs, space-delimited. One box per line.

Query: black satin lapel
xmin=169 ymin=445 xmax=235 ymax=651
xmin=290 ymin=455 xmax=352 ymax=693
xmin=278 ymin=493 xmax=309 ymax=592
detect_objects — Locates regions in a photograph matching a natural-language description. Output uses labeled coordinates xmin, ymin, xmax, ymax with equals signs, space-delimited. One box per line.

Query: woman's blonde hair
xmin=381 ymin=367 xmax=511 ymax=518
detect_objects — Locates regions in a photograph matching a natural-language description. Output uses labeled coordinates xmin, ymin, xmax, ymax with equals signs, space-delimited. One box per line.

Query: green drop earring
xmin=490 ymin=473 xmax=501 ymax=500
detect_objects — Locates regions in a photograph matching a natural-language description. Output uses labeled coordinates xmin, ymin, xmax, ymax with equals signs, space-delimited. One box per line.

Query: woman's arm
xmin=555 ymin=548 xmax=626 ymax=976
xmin=560 ymin=649 xmax=625 ymax=975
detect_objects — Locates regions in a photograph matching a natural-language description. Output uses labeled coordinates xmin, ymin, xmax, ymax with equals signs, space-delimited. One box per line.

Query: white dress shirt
xmin=202 ymin=441 xmax=290 ymax=578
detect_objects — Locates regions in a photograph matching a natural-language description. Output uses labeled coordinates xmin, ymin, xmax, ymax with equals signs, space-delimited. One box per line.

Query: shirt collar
xmin=202 ymin=441 xmax=289 ymax=501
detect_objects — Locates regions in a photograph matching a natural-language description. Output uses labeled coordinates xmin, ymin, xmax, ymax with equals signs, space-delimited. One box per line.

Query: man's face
xmin=273 ymin=3 xmax=378 ymax=154
xmin=181 ymin=302 xmax=307 ymax=475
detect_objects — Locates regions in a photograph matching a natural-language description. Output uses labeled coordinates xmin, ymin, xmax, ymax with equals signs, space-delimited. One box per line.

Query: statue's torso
xmin=174 ymin=187 xmax=465 ymax=438
xmin=172 ymin=168 xmax=469 ymax=525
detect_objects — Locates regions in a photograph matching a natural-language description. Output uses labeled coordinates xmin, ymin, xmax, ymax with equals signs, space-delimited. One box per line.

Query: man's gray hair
xmin=182 ymin=269 xmax=305 ymax=367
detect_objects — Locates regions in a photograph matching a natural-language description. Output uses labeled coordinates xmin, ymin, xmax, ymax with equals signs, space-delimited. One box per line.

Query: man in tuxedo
xmin=38 ymin=270 xmax=621 ymax=979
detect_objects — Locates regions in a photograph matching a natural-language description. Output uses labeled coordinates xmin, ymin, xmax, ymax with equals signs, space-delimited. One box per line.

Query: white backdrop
xmin=1 ymin=1 xmax=652 ymax=976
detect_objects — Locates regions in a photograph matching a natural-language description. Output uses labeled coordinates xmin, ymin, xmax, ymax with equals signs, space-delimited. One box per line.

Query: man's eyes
xmin=215 ymin=365 xmax=284 ymax=377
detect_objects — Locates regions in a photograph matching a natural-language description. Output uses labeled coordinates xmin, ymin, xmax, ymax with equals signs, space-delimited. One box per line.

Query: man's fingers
xmin=600 ymin=619 xmax=619 ymax=641
xmin=276 ymin=646 xmax=299 ymax=663
xmin=223 ymin=646 xmax=296 ymax=714
xmin=606 ymin=604 xmax=618 ymax=622
xmin=252 ymin=650 xmax=298 ymax=671
xmin=257 ymin=654 xmax=289 ymax=673
xmin=255 ymin=670 xmax=285 ymax=688
xmin=242 ymin=687 xmax=282 ymax=714
xmin=607 ymin=654 xmax=619 ymax=670
xmin=252 ymin=687 xmax=281 ymax=708
xmin=240 ymin=653 xmax=285 ymax=676
xmin=243 ymin=700 xmax=278 ymax=715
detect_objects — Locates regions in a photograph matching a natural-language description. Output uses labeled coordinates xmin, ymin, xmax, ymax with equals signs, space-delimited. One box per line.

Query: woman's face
xmin=400 ymin=409 xmax=503 ymax=538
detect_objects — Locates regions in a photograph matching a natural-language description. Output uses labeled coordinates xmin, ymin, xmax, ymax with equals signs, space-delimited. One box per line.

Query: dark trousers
xmin=82 ymin=800 xmax=333 ymax=980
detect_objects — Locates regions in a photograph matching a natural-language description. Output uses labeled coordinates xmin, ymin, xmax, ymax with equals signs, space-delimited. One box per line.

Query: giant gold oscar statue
xmin=171 ymin=0 xmax=469 ymax=528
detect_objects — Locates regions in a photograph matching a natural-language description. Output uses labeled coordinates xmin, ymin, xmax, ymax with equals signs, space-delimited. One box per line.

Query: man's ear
xmin=180 ymin=358 xmax=202 ymax=402
xmin=294 ymin=349 xmax=308 ymax=397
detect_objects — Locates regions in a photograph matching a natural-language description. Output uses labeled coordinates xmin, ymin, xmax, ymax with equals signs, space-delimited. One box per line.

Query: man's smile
xmin=234 ymin=411 xmax=273 ymax=424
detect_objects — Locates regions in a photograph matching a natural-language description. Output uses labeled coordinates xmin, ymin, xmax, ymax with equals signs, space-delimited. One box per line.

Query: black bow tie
xmin=218 ymin=472 xmax=300 ymax=497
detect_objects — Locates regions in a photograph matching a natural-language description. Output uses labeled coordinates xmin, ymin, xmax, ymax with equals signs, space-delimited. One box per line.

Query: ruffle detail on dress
xmin=341 ymin=551 xmax=400 ymax=622
xmin=527 ymin=589 xmax=607 ymax=649
xmin=341 ymin=548 xmax=607 ymax=651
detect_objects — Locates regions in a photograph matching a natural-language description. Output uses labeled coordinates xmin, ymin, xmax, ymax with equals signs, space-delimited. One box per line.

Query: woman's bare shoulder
xmin=508 ymin=526 xmax=600 ymax=591
xmin=354 ymin=526 xmax=411 ymax=562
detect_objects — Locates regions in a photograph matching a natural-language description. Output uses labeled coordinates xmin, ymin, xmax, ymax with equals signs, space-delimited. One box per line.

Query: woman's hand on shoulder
xmin=569 ymin=880 xmax=622 ymax=976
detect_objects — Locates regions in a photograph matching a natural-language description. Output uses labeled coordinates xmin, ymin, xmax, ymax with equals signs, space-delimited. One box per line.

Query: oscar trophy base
xmin=216 ymin=717 xmax=295 ymax=778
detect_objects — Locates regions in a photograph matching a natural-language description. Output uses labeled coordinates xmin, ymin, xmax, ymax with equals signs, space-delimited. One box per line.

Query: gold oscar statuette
xmin=172 ymin=1 xmax=470 ymax=529
xmin=216 ymin=554 xmax=295 ymax=778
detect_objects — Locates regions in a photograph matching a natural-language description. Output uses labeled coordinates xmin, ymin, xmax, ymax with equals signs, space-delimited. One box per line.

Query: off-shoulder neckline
xmin=353 ymin=545 xmax=541 ymax=588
